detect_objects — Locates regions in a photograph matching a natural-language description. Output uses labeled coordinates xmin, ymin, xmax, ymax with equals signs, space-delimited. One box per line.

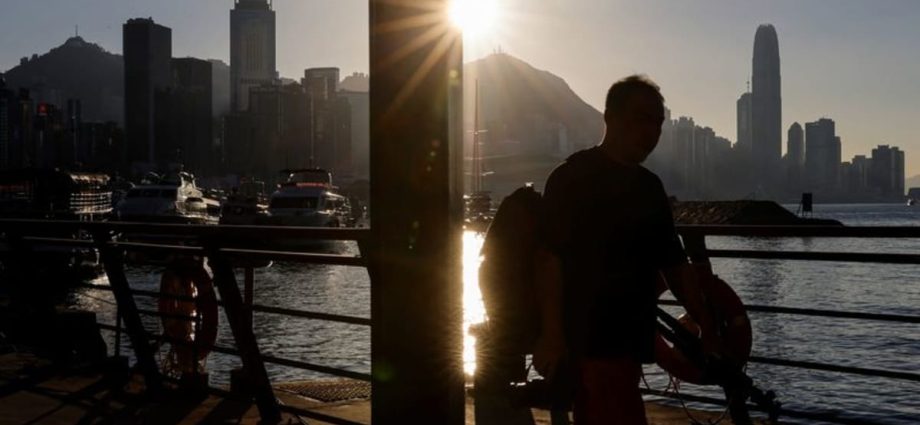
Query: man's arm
xmin=660 ymin=263 xmax=721 ymax=356
xmin=533 ymin=247 xmax=566 ymax=378
xmin=532 ymin=165 xmax=573 ymax=379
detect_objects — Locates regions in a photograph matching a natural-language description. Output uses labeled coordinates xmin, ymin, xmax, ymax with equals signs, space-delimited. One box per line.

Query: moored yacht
xmin=265 ymin=169 xmax=352 ymax=228
xmin=114 ymin=172 xmax=219 ymax=225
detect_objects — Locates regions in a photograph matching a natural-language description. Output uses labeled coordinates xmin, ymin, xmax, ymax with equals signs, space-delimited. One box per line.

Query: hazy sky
xmin=3 ymin=0 xmax=920 ymax=175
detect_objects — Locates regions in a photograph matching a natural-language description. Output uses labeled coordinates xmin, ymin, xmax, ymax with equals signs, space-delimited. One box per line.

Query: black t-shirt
xmin=540 ymin=146 xmax=687 ymax=362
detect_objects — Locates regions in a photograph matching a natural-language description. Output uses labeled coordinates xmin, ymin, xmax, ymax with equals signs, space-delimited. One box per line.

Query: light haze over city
xmin=2 ymin=0 xmax=919 ymax=174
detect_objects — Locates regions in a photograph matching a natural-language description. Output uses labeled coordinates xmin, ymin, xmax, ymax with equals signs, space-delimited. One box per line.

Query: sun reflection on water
xmin=462 ymin=230 xmax=487 ymax=375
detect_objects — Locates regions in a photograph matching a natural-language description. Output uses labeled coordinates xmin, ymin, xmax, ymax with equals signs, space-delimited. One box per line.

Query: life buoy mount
xmin=158 ymin=259 xmax=219 ymax=375
xmin=654 ymin=266 xmax=752 ymax=386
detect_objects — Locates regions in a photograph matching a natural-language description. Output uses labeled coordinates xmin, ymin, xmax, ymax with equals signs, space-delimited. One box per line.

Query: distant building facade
xmin=804 ymin=118 xmax=839 ymax=193
xmin=230 ymin=0 xmax=276 ymax=112
xmin=157 ymin=58 xmax=214 ymax=176
xmin=123 ymin=18 xmax=172 ymax=170
xmin=736 ymin=91 xmax=753 ymax=158
xmin=870 ymin=145 xmax=905 ymax=199
xmin=303 ymin=68 xmax=352 ymax=180
xmin=785 ymin=122 xmax=804 ymax=191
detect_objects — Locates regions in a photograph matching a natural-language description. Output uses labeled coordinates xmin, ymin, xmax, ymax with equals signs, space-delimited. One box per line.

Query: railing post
xmin=369 ymin=0 xmax=465 ymax=423
xmin=92 ymin=230 xmax=163 ymax=392
xmin=244 ymin=265 xmax=254 ymax=330
xmin=207 ymin=251 xmax=281 ymax=424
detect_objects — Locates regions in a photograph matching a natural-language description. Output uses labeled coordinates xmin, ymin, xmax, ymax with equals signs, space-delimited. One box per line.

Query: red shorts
xmin=573 ymin=357 xmax=647 ymax=425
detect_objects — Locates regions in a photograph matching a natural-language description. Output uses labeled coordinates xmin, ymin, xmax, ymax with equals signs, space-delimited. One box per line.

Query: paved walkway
xmin=0 ymin=353 xmax=764 ymax=425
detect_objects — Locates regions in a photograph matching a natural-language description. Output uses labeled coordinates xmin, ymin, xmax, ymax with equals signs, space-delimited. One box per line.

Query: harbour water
xmin=70 ymin=203 xmax=920 ymax=424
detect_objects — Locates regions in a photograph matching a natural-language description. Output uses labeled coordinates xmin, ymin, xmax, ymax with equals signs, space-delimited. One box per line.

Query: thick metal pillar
xmin=369 ymin=1 xmax=465 ymax=423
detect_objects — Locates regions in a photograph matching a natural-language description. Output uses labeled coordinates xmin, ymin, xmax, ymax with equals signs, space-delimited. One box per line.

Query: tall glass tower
xmin=230 ymin=0 xmax=277 ymax=112
xmin=752 ymin=24 xmax=782 ymax=191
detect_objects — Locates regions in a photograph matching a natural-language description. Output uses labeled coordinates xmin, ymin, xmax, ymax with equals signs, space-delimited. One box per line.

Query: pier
xmin=1 ymin=1 xmax=919 ymax=424
xmin=2 ymin=219 xmax=919 ymax=424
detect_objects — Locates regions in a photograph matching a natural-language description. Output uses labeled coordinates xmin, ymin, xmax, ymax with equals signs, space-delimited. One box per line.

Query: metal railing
xmin=0 ymin=218 xmax=371 ymax=425
xmin=646 ymin=225 xmax=920 ymax=425
xmin=3 ymin=220 xmax=919 ymax=424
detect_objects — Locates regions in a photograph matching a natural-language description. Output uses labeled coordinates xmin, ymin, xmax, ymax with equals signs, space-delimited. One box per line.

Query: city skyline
xmin=2 ymin=1 xmax=919 ymax=175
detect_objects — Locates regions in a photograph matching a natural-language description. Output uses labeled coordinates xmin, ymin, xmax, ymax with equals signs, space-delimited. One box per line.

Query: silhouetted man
xmin=534 ymin=75 xmax=720 ymax=424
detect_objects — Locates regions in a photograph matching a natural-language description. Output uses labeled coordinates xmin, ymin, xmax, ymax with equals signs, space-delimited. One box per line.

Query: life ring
xmin=158 ymin=261 xmax=219 ymax=374
xmin=654 ymin=267 xmax=752 ymax=385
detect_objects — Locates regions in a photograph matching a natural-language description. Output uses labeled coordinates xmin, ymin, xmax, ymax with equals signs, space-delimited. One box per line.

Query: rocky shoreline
xmin=672 ymin=200 xmax=843 ymax=226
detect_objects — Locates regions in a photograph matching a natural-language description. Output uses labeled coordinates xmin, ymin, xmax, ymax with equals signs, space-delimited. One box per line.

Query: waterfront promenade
xmin=0 ymin=352 xmax=758 ymax=425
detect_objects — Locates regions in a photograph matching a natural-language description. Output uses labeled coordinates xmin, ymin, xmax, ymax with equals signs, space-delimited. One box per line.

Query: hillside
xmin=2 ymin=36 xmax=123 ymax=123
xmin=463 ymin=53 xmax=604 ymax=197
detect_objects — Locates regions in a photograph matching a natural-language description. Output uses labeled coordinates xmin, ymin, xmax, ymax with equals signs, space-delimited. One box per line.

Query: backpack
xmin=478 ymin=185 xmax=543 ymax=355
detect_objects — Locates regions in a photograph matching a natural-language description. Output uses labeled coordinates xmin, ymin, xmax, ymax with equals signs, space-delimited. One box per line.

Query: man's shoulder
xmin=547 ymin=147 xmax=604 ymax=183
xmin=638 ymin=165 xmax=664 ymax=186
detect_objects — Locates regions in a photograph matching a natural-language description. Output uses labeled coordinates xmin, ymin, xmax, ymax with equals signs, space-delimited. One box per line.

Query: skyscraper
xmin=303 ymin=68 xmax=353 ymax=179
xmin=164 ymin=58 xmax=213 ymax=175
xmin=785 ymin=122 xmax=804 ymax=193
xmin=805 ymin=118 xmax=838 ymax=192
xmin=870 ymin=145 xmax=905 ymax=198
xmin=751 ymin=24 xmax=782 ymax=190
xmin=786 ymin=122 xmax=804 ymax=168
xmin=736 ymin=91 xmax=753 ymax=156
xmin=123 ymin=18 xmax=172 ymax=168
xmin=0 ymin=79 xmax=11 ymax=169
xmin=230 ymin=0 xmax=276 ymax=112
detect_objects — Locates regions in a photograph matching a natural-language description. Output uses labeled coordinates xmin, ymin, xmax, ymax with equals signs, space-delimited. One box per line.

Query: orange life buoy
xmin=654 ymin=267 xmax=752 ymax=385
xmin=158 ymin=261 xmax=219 ymax=374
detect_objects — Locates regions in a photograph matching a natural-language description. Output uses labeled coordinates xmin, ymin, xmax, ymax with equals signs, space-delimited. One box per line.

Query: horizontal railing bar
xmin=220 ymin=248 xmax=367 ymax=267
xmin=76 ymin=284 xmax=370 ymax=326
xmin=219 ymin=248 xmax=366 ymax=267
xmin=20 ymin=236 xmax=96 ymax=247
xmin=657 ymin=299 xmax=920 ymax=324
xmin=137 ymin=308 xmax=197 ymax=322
xmin=677 ymin=224 xmax=920 ymax=238
xmin=250 ymin=304 xmax=372 ymax=326
xmin=0 ymin=219 xmax=370 ymax=242
xmin=155 ymin=336 xmax=372 ymax=382
xmin=706 ymin=249 xmax=920 ymax=265
xmin=110 ymin=241 xmax=204 ymax=254
xmin=748 ymin=356 xmax=920 ymax=382
xmin=115 ymin=241 xmax=365 ymax=266
xmin=123 ymin=287 xmax=371 ymax=327
xmin=97 ymin=323 xmax=121 ymax=332
xmin=640 ymin=388 xmax=880 ymax=425
xmin=19 ymin=236 xmax=365 ymax=268
xmin=130 ymin=287 xmax=198 ymax=303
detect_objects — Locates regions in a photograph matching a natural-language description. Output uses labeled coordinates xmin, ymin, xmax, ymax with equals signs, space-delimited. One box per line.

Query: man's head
xmin=603 ymin=75 xmax=665 ymax=165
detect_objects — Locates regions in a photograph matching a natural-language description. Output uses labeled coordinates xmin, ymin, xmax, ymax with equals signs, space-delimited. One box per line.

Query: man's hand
xmin=662 ymin=264 xmax=726 ymax=359
xmin=533 ymin=330 xmax=567 ymax=379
xmin=700 ymin=328 xmax=728 ymax=361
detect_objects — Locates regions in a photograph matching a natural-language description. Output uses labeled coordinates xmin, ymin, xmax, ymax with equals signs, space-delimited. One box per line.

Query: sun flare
xmin=449 ymin=0 xmax=499 ymax=37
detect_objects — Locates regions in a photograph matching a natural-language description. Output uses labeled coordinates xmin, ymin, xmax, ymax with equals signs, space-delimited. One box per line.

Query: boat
xmin=220 ymin=178 xmax=269 ymax=225
xmin=0 ymin=169 xmax=112 ymax=279
xmin=0 ymin=169 xmax=112 ymax=221
xmin=114 ymin=171 xmax=219 ymax=225
xmin=264 ymin=169 xmax=353 ymax=228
